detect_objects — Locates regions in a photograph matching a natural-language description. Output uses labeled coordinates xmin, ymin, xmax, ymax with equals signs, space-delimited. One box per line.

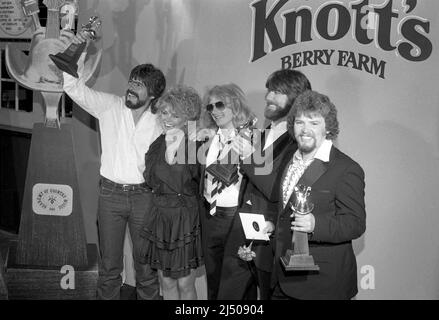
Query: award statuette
xmin=281 ymin=185 xmax=320 ymax=271
xmin=205 ymin=117 xmax=257 ymax=187
xmin=49 ymin=15 xmax=101 ymax=78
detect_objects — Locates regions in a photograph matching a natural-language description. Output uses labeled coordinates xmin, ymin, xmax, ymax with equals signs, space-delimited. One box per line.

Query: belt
xmin=101 ymin=177 xmax=148 ymax=192
xmin=204 ymin=200 xmax=238 ymax=217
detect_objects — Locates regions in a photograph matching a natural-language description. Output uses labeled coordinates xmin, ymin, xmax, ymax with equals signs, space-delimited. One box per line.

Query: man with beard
xmin=272 ymin=90 xmax=366 ymax=299
xmin=218 ymin=69 xmax=311 ymax=299
xmin=63 ymin=37 xmax=165 ymax=300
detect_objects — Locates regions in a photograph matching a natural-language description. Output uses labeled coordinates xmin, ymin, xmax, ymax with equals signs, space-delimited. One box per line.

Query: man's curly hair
xmin=155 ymin=85 xmax=202 ymax=121
xmin=287 ymin=90 xmax=340 ymax=140
xmin=129 ymin=64 xmax=166 ymax=112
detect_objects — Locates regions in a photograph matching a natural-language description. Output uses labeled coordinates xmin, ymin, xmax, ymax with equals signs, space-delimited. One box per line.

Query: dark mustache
xmin=126 ymin=90 xmax=139 ymax=99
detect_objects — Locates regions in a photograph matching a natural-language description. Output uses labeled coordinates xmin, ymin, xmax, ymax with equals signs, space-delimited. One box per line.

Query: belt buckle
xmin=122 ymin=184 xmax=131 ymax=192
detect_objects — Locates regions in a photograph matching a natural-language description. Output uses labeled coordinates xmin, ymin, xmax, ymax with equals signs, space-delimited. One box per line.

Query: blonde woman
xmin=200 ymin=83 xmax=256 ymax=300
xmin=138 ymin=86 xmax=204 ymax=300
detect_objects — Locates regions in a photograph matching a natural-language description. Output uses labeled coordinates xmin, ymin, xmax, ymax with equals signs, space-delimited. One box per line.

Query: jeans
xmin=96 ymin=178 xmax=159 ymax=300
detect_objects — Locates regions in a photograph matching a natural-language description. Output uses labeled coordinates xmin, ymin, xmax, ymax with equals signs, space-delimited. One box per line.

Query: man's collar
xmin=270 ymin=120 xmax=287 ymax=132
xmin=314 ymin=139 xmax=333 ymax=162
xmin=294 ymin=139 xmax=333 ymax=163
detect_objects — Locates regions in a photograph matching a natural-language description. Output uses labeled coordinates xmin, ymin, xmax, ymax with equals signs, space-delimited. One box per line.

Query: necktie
xmin=209 ymin=138 xmax=225 ymax=215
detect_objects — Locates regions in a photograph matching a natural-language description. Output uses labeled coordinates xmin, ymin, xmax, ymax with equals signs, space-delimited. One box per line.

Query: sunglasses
xmin=206 ymin=101 xmax=225 ymax=112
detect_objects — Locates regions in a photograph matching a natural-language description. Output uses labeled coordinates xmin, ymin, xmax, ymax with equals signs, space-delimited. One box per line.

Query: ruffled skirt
xmin=139 ymin=194 xmax=204 ymax=279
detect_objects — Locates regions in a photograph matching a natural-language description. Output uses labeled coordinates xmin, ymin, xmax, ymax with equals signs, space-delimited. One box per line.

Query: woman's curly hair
xmin=155 ymin=85 xmax=202 ymax=121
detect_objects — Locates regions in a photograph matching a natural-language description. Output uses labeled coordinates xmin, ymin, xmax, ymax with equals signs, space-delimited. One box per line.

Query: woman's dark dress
xmin=139 ymin=134 xmax=204 ymax=279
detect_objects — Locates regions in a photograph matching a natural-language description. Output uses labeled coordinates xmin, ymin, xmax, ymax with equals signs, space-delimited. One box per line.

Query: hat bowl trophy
xmin=205 ymin=117 xmax=257 ymax=188
xmin=4 ymin=0 xmax=102 ymax=299
xmin=281 ymin=185 xmax=319 ymax=271
xmin=49 ymin=15 xmax=101 ymax=78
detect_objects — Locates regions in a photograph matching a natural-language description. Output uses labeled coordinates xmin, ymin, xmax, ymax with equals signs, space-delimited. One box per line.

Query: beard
xmin=264 ymin=103 xmax=291 ymax=122
xmin=296 ymin=135 xmax=317 ymax=154
xmin=298 ymin=142 xmax=316 ymax=154
xmin=125 ymin=90 xmax=147 ymax=110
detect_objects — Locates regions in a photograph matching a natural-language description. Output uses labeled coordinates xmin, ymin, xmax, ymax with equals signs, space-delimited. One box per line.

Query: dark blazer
xmin=274 ymin=145 xmax=366 ymax=299
xmin=240 ymin=130 xmax=297 ymax=272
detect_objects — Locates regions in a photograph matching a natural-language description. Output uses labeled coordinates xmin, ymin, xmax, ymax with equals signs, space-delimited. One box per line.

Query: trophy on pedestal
xmin=281 ymin=185 xmax=320 ymax=271
xmin=4 ymin=0 xmax=102 ymax=299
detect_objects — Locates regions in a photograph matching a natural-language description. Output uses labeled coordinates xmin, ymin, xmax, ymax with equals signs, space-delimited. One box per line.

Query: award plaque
xmin=281 ymin=185 xmax=320 ymax=271
xmin=49 ymin=15 xmax=101 ymax=78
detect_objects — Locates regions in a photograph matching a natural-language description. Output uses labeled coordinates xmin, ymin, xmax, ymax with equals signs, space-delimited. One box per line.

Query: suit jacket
xmin=274 ymin=146 xmax=366 ymax=299
xmin=239 ymin=129 xmax=297 ymax=272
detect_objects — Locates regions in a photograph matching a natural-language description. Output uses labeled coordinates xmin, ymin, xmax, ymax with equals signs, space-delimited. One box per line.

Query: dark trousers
xmin=96 ymin=178 xmax=159 ymax=300
xmin=217 ymin=214 xmax=272 ymax=300
xmin=255 ymin=268 xmax=272 ymax=300
xmin=271 ymin=282 xmax=299 ymax=300
xmin=202 ymin=204 xmax=237 ymax=300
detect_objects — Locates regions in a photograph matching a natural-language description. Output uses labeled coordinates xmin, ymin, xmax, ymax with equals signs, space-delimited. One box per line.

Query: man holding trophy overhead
xmin=60 ymin=24 xmax=165 ymax=299
xmin=272 ymin=90 xmax=366 ymax=300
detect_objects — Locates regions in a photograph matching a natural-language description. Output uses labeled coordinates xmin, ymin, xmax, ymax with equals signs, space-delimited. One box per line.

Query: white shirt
xmin=204 ymin=128 xmax=243 ymax=207
xmin=263 ymin=120 xmax=287 ymax=150
xmin=63 ymin=73 xmax=162 ymax=184
xmin=282 ymin=139 xmax=333 ymax=207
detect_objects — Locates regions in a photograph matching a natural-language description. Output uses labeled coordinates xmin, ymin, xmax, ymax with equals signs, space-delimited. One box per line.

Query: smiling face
xmin=294 ymin=112 xmax=327 ymax=156
xmin=125 ymin=78 xmax=151 ymax=110
xmin=158 ymin=102 xmax=186 ymax=133
xmin=208 ymin=95 xmax=234 ymax=129
xmin=264 ymin=89 xmax=290 ymax=122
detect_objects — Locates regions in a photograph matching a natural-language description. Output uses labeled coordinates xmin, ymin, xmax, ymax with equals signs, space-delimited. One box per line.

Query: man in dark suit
xmin=217 ymin=70 xmax=311 ymax=299
xmin=272 ymin=90 xmax=366 ymax=300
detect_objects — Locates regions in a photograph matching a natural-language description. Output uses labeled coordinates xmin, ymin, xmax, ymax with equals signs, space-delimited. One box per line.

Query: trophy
xmin=205 ymin=117 xmax=257 ymax=187
xmin=4 ymin=1 xmax=102 ymax=299
xmin=280 ymin=185 xmax=320 ymax=271
xmin=49 ymin=16 xmax=101 ymax=78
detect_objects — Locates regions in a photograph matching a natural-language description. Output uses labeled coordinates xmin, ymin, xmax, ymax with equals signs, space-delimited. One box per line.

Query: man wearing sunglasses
xmin=219 ymin=69 xmax=312 ymax=300
xmin=62 ymin=34 xmax=165 ymax=300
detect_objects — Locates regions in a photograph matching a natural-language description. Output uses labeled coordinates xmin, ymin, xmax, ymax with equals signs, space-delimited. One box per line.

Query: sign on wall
xmin=250 ymin=0 xmax=432 ymax=79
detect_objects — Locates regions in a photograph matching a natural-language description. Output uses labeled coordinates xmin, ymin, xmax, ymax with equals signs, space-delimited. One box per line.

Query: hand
xmin=237 ymin=242 xmax=256 ymax=262
xmin=70 ymin=31 xmax=89 ymax=45
xmin=291 ymin=211 xmax=315 ymax=233
xmin=195 ymin=128 xmax=216 ymax=142
xmin=263 ymin=221 xmax=275 ymax=237
xmin=230 ymin=135 xmax=254 ymax=159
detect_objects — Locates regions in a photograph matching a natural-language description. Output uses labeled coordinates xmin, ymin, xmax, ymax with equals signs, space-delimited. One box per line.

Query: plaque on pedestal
xmin=3 ymin=0 xmax=102 ymax=298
